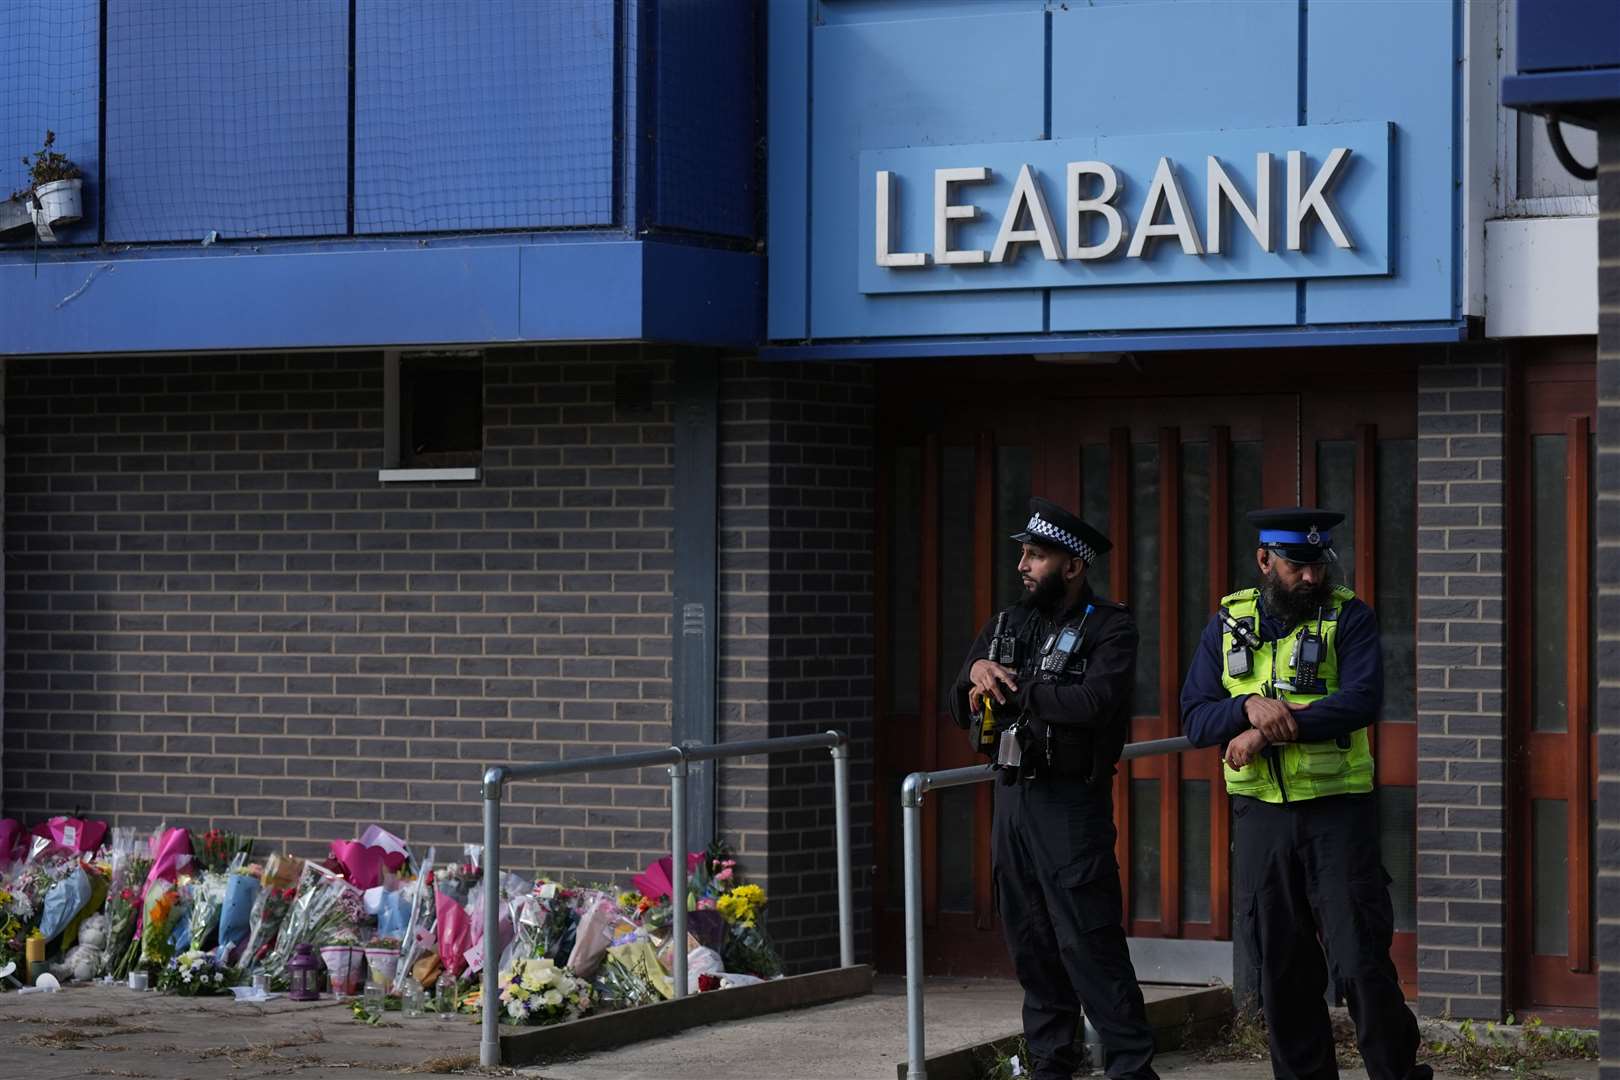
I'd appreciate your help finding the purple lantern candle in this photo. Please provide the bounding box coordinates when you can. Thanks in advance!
[288,942,322,1002]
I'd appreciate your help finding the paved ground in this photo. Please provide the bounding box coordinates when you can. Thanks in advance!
[0,977,1599,1080]
[0,983,484,1079]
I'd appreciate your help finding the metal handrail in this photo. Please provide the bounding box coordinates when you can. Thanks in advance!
[478,730,853,1066]
[900,735,1194,1080]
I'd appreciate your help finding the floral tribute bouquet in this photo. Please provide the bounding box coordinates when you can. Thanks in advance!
[0,881,31,976]
[432,851,482,978]
[237,855,299,975]
[517,880,580,962]
[157,949,232,996]
[717,882,779,979]
[195,830,249,875]
[258,861,362,987]
[189,867,231,953]
[390,849,439,996]
[140,880,182,969]
[103,828,152,978]
[497,956,593,1026]
[683,841,781,979]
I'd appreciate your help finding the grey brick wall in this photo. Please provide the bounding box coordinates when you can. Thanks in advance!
[717,359,876,970]
[1,347,681,882]
[1596,115,1620,1077]
[1414,348,1509,1020]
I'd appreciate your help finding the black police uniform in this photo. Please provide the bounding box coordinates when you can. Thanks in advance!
[949,499,1158,1080]
[1179,508,1431,1080]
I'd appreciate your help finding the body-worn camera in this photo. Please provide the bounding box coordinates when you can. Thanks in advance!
[988,611,1019,667]
[1220,609,1260,679]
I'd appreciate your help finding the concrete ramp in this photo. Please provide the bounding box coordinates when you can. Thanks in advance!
[521,977,1231,1080]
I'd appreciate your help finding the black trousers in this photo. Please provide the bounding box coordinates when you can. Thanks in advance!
[1232,792,1432,1080]
[993,776,1158,1080]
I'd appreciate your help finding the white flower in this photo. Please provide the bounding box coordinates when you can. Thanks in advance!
[542,989,562,1008]
[506,1000,525,1020]
[180,970,192,983]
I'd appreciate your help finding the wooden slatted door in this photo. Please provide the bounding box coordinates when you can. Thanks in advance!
[1511,358,1597,1018]
[1300,387,1422,997]
[872,379,1421,991]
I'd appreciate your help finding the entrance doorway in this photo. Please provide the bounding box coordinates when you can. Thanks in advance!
[872,355,1419,996]
[1509,348,1597,1020]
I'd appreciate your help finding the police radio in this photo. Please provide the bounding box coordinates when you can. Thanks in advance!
[1038,605,1093,678]
[1219,608,1261,679]
[1284,611,1328,694]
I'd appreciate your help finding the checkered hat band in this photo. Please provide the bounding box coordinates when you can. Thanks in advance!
[1025,515,1097,563]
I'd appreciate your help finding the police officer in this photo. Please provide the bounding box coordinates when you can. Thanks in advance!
[1180,508,1431,1080]
[949,498,1158,1080]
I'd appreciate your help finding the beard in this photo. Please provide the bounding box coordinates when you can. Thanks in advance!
[1261,563,1335,626]
[1020,566,1068,615]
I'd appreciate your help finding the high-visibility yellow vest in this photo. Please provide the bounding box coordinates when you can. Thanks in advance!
[1218,586,1374,803]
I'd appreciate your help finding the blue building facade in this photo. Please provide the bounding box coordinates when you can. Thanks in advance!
[1,0,1609,1027]
[766,0,1464,357]
[3,0,760,353]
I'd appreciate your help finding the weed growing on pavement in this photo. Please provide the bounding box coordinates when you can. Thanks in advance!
[980,1035,1032,1079]
[1424,1015,1597,1080]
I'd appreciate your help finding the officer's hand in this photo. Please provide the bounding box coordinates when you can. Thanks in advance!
[1244,694,1298,743]
[1225,728,1269,769]
[969,660,1019,707]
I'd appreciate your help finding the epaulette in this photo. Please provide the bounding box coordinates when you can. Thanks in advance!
[1092,596,1130,611]
[1219,587,1260,607]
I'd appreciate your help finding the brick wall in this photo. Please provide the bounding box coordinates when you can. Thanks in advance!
[717,358,876,970]
[1,347,682,881]
[1414,348,1509,1020]
[1596,115,1620,1076]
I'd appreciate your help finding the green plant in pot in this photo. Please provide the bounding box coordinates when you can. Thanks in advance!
[11,130,84,233]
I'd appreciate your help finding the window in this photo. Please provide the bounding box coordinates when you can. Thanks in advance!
[381,349,482,481]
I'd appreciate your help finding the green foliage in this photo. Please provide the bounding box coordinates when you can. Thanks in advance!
[1426,1015,1598,1080]
[15,130,81,199]
[978,1035,1031,1080]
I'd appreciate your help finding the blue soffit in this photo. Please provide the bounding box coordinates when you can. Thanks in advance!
[758,322,1468,362]
[0,238,761,356]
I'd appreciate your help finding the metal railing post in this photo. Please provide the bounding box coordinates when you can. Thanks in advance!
[898,737,1192,1080]
[670,749,689,999]
[480,766,506,1068]
[829,731,854,968]
[901,773,928,1080]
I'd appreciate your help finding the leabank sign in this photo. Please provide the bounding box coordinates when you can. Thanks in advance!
[858,122,1393,295]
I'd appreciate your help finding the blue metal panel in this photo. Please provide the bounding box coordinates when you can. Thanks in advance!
[0,239,758,354]
[808,10,1045,339]
[817,0,1046,26]
[0,0,99,246]
[104,1,348,243]
[354,0,616,234]
[1047,0,1299,333]
[1517,0,1620,74]
[1503,70,1620,115]
[759,321,1468,362]
[766,0,812,340]
[641,243,762,346]
[1304,0,1456,325]
[0,247,522,354]
[518,243,641,341]
[858,125,1392,294]
[655,0,757,239]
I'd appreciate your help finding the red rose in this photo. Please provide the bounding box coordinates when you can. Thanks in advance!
[697,974,720,992]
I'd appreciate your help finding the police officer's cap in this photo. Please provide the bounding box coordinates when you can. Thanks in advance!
[1011,497,1112,564]
[1247,506,1343,565]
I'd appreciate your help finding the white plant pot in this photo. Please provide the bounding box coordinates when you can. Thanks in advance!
[32,178,82,227]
